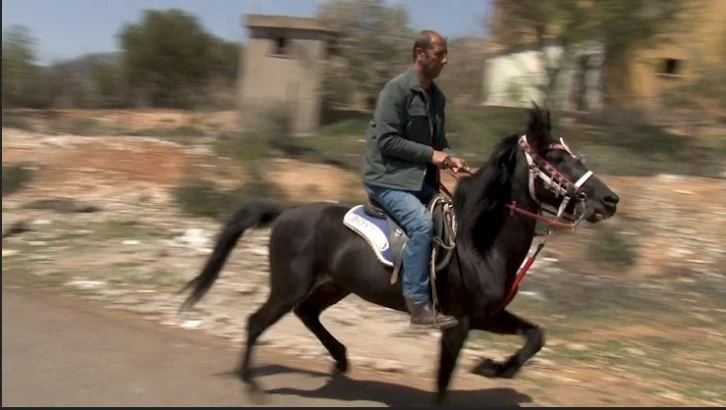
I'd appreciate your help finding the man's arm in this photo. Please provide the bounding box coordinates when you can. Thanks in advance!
[375,85,434,164]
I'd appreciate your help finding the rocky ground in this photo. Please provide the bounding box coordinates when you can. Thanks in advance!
[3,126,726,406]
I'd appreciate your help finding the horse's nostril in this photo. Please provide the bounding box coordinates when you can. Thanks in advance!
[605,194,620,205]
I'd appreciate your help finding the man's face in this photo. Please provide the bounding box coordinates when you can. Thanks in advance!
[417,38,448,79]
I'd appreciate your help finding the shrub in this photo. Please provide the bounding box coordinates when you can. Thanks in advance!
[2,163,35,197]
[172,168,288,220]
[588,224,638,270]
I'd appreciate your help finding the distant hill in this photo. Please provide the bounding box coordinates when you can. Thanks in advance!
[43,52,122,77]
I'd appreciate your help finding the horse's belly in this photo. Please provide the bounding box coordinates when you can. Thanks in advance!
[326,241,408,313]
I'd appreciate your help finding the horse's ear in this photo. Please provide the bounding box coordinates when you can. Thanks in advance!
[530,100,540,113]
[543,109,552,130]
[528,101,540,125]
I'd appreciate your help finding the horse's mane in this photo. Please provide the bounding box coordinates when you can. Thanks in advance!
[453,105,552,248]
[451,105,551,296]
[453,133,519,250]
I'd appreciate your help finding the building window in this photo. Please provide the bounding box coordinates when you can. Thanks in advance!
[658,58,682,77]
[271,37,290,57]
[326,36,340,57]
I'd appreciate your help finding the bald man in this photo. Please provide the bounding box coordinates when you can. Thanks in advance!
[362,30,469,330]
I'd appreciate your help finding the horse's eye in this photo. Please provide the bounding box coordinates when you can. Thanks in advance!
[546,150,565,162]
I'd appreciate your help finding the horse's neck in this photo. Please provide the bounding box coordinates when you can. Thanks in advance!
[446,186,538,316]
[451,183,539,273]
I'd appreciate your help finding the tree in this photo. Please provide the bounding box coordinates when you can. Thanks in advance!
[117,8,239,108]
[435,37,487,105]
[89,58,128,108]
[2,25,40,107]
[209,39,241,82]
[488,0,690,109]
[316,0,416,109]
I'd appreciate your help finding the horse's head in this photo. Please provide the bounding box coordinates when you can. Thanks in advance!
[519,103,619,224]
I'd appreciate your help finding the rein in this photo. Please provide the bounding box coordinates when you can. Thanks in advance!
[438,170,579,232]
[436,135,592,316]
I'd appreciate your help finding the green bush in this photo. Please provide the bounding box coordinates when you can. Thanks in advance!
[213,130,271,161]
[2,114,33,130]
[171,169,288,220]
[126,125,203,143]
[2,163,35,197]
[213,104,293,162]
[588,224,638,269]
[53,119,102,136]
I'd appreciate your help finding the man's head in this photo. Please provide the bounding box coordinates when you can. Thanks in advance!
[412,30,448,81]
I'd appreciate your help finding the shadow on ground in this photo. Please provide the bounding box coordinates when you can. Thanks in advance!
[250,364,533,407]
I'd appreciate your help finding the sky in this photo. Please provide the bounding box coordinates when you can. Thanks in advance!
[2,0,492,65]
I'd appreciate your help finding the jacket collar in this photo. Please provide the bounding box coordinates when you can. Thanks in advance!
[404,65,440,96]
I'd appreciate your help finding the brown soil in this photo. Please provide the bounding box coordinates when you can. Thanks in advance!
[5,108,239,129]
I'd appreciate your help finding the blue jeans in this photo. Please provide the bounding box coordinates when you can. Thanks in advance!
[364,183,437,303]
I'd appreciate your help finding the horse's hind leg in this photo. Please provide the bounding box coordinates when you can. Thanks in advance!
[293,281,351,373]
[470,310,544,379]
[239,256,315,401]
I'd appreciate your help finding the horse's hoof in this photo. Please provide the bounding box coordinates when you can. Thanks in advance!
[435,391,447,406]
[334,359,349,374]
[245,383,268,405]
[472,358,519,379]
[472,358,504,378]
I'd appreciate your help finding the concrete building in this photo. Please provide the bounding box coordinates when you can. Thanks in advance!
[482,0,726,117]
[238,14,334,136]
[609,0,726,116]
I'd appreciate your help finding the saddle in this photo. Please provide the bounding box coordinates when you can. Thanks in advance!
[363,193,457,285]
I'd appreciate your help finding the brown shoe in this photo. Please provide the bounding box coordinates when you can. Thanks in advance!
[406,299,458,329]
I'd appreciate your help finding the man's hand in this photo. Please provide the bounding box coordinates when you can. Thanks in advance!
[449,157,470,173]
[431,150,451,169]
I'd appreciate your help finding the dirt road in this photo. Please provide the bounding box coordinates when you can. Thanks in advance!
[1,283,533,407]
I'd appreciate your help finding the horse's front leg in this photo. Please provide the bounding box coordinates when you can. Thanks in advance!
[436,316,470,406]
[469,309,544,379]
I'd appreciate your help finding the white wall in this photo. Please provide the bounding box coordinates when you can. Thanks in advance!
[482,42,604,112]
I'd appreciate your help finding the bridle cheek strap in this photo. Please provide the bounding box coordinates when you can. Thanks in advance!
[518,135,594,220]
[555,169,593,218]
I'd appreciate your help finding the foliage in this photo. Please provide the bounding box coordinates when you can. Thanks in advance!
[118,9,239,108]
[435,37,487,104]
[588,224,638,270]
[2,163,35,197]
[172,170,288,221]
[89,57,128,108]
[2,25,43,108]
[1,10,240,110]
[316,0,415,109]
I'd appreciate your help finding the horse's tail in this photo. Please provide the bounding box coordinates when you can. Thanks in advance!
[179,198,286,311]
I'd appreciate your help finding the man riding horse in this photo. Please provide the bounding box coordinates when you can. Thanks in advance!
[362,30,470,329]
[181,30,620,401]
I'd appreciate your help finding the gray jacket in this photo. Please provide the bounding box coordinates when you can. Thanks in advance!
[362,65,455,192]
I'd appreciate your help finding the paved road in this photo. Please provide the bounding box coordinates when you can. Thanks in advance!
[2,283,532,407]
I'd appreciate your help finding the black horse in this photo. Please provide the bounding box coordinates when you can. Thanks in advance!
[180,104,620,404]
